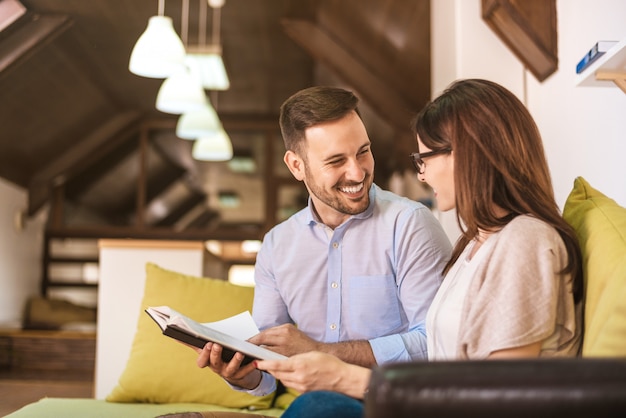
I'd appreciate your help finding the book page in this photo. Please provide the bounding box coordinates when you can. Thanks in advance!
[201,311,259,340]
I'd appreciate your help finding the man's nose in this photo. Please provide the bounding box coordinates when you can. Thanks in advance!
[345,158,366,181]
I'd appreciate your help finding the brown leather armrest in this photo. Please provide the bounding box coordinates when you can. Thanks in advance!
[365,358,626,418]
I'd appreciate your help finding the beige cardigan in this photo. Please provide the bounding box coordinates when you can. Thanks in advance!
[457,215,582,359]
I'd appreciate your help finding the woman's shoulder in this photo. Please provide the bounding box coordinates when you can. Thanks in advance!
[503,214,557,235]
[496,215,563,251]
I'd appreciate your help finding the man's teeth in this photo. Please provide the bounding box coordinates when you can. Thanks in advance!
[340,184,363,193]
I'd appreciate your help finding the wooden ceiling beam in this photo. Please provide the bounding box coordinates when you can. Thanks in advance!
[27,111,142,215]
[0,12,73,78]
[45,224,264,242]
[141,114,282,132]
[482,0,558,82]
[316,0,430,110]
[281,18,415,131]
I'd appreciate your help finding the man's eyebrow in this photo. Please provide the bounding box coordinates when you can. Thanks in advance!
[322,152,346,162]
[322,142,371,162]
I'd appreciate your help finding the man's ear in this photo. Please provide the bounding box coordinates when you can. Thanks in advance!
[284,150,305,181]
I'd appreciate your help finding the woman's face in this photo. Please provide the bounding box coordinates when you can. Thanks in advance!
[416,135,455,212]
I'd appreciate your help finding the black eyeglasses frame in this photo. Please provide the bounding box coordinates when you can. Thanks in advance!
[409,148,452,174]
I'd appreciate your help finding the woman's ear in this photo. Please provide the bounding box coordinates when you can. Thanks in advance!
[284,150,305,181]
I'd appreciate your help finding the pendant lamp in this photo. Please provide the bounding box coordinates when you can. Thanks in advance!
[176,102,221,139]
[128,0,185,78]
[156,66,208,114]
[192,129,233,161]
[184,0,230,90]
[186,46,230,90]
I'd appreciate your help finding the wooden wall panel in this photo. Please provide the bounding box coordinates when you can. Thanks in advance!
[482,0,558,82]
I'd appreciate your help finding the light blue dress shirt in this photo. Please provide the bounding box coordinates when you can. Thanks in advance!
[240,184,452,396]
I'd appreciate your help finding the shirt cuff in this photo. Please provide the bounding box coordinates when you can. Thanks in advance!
[369,323,428,364]
[224,371,276,397]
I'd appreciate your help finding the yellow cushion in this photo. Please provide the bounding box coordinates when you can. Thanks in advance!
[563,177,626,356]
[273,387,300,410]
[106,263,274,408]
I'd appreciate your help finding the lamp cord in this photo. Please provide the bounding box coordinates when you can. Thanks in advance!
[181,0,189,46]
[212,4,221,46]
[199,0,207,46]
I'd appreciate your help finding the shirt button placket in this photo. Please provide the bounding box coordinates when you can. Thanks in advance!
[326,239,342,342]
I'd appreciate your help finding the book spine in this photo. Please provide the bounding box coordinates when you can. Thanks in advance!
[576,41,618,74]
[576,44,601,74]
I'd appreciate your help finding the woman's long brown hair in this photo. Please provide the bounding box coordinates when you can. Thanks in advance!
[413,79,583,302]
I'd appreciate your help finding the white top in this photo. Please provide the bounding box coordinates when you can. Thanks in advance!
[426,240,489,360]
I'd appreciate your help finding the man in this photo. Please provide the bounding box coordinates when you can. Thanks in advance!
[196,86,452,396]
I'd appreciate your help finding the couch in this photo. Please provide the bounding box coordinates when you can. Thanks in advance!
[8,177,626,417]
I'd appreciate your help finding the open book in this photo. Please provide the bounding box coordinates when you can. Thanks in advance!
[145,306,287,365]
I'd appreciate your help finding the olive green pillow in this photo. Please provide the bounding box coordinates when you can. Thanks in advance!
[562,177,626,356]
[106,263,274,408]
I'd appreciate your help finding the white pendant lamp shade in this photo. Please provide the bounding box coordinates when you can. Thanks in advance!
[176,103,221,139]
[192,129,233,161]
[186,47,230,90]
[129,16,186,78]
[156,68,208,114]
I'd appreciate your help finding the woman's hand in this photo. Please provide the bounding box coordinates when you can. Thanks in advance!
[256,351,371,399]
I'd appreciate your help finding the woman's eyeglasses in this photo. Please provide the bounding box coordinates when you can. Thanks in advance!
[409,148,452,174]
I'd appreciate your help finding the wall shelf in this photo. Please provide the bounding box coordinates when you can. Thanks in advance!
[576,38,626,93]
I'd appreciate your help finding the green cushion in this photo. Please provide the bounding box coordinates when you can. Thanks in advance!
[106,263,275,408]
[6,398,283,418]
[563,177,626,356]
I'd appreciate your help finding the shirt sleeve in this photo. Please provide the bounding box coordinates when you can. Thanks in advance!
[252,230,293,330]
[369,207,452,364]
[369,321,428,362]
[223,371,277,397]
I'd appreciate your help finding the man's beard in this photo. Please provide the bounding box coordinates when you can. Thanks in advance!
[303,164,372,216]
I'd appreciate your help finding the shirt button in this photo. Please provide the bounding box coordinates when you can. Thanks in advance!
[332,242,339,249]
[330,323,337,330]
[331,282,338,289]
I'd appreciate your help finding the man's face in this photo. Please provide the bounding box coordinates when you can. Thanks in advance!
[287,111,375,228]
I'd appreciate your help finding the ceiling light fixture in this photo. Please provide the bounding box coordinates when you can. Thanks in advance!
[156,66,208,114]
[176,102,221,139]
[128,0,185,78]
[155,0,208,114]
[185,0,230,90]
[186,45,230,90]
[192,128,233,161]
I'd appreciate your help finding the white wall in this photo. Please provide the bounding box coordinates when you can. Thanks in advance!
[531,0,626,208]
[432,0,626,240]
[0,178,45,327]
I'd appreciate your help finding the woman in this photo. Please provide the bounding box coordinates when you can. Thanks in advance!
[255,79,583,417]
